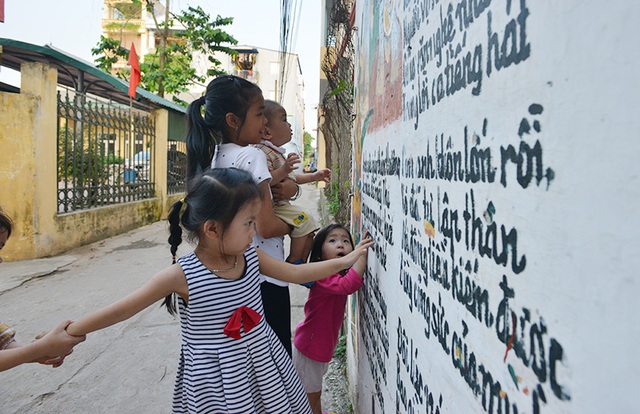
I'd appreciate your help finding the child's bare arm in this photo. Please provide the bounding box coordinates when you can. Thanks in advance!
[294,168,331,185]
[66,265,186,336]
[350,238,371,277]
[271,178,299,203]
[256,181,292,238]
[0,321,85,372]
[270,170,287,185]
[256,237,374,284]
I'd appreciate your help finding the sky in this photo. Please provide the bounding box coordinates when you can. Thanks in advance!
[0,0,321,133]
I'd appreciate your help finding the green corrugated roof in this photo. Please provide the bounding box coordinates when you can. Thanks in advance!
[0,37,186,114]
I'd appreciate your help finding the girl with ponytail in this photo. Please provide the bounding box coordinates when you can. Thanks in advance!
[185,75,300,356]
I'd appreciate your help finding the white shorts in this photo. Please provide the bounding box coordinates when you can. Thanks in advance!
[292,346,329,393]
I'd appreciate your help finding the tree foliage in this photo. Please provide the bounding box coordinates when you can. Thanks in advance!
[92,1,238,104]
[92,36,131,77]
[175,7,237,79]
[303,131,314,162]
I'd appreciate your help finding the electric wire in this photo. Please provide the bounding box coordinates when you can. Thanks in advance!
[279,0,302,103]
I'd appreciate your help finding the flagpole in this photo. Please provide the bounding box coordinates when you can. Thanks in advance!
[129,95,134,168]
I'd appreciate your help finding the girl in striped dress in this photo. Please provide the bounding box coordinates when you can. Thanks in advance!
[65,168,373,413]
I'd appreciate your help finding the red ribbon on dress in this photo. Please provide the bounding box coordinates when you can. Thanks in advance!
[223,306,262,340]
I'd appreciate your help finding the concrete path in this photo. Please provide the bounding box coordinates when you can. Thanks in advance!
[0,183,340,413]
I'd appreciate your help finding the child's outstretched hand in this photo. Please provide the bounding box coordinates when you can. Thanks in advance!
[33,320,86,368]
[339,236,374,269]
[284,153,301,173]
[313,168,331,183]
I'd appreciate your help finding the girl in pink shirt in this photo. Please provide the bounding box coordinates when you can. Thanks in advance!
[293,224,371,414]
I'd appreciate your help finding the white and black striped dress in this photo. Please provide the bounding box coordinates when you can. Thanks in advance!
[172,248,311,414]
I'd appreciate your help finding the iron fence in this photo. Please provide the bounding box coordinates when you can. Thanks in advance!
[57,89,156,213]
[167,140,187,194]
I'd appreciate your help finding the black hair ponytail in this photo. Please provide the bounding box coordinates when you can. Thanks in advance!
[185,97,217,184]
[185,76,263,184]
[163,199,185,316]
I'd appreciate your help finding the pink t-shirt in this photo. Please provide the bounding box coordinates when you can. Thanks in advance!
[293,268,363,363]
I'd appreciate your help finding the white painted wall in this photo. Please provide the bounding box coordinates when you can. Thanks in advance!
[348,1,640,413]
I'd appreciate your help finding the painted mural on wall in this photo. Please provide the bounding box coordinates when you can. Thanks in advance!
[350,1,639,413]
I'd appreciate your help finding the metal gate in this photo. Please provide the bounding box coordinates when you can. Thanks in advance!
[57,89,156,213]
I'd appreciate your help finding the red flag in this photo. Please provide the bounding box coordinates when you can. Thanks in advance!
[128,43,141,98]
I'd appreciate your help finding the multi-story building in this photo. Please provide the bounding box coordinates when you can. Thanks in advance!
[101,0,179,72]
[101,1,306,153]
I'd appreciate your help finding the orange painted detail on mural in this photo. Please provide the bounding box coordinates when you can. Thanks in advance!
[423,219,436,238]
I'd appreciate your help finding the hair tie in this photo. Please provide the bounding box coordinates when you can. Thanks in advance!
[180,198,186,205]
[198,96,206,106]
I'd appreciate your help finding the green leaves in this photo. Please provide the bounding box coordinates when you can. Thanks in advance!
[303,131,314,161]
[328,79,352,98]
[139,52,196,94]
[92,35,130,76]
[92,2,238,104]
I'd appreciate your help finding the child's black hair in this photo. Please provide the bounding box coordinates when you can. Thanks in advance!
[0,209,12,238]
[263,99,283,123]
[185,75,263,183]
[309,224,354,263]
[163,168,262,315]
